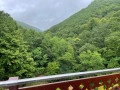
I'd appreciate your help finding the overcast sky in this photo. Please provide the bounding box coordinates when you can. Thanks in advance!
[0,0,94,30]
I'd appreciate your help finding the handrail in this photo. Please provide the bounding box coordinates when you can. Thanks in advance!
[0,68,120,87]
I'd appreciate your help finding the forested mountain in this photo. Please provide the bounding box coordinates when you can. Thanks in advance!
[48,0,120,37]
[46,0,120,72]
[17,21,42,32]
[0,0,120,81]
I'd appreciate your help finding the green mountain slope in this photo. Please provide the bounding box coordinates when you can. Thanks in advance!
[45,0,120,71]
[47,0,120,37]
[17,21,42,32]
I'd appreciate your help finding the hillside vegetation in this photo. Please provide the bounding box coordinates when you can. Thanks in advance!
[0,0,120,81]
[17,21,42,32]
[46,0,120,73]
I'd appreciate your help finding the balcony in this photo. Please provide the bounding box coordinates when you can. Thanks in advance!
[0,68,120,90]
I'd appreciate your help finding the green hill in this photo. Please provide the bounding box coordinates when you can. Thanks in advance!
[47,0,120,37]
[45,0,120,71]
[17,21,42,32]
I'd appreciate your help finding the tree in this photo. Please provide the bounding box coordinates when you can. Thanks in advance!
[58,52,76,73]
[0,11,36,80]
[107,57,120,68]
[45,62,59,75]
[32,47,47,75]
[78,50,105,71]
[104,31,120,60]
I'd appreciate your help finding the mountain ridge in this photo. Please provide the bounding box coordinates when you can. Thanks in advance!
[17,21,42,32]
[47,0,120,37]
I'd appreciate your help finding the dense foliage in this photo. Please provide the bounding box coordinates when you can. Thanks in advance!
[0,11,36,80]
[0,0,120,81]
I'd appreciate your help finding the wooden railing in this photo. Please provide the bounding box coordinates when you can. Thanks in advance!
[1,68,120,90]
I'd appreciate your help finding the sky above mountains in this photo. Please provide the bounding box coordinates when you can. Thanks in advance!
[0,0,94,30]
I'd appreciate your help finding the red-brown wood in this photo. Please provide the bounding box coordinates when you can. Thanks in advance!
[19,73,120,90]
[112,86,120,90]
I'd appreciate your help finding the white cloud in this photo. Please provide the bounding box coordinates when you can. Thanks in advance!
[0,0,94,30]
[0,0,5,10]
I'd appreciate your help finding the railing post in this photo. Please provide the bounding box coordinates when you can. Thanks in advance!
[9,77,19,90]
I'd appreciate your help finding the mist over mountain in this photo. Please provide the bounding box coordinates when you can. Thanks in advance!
[0,0,94,30]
